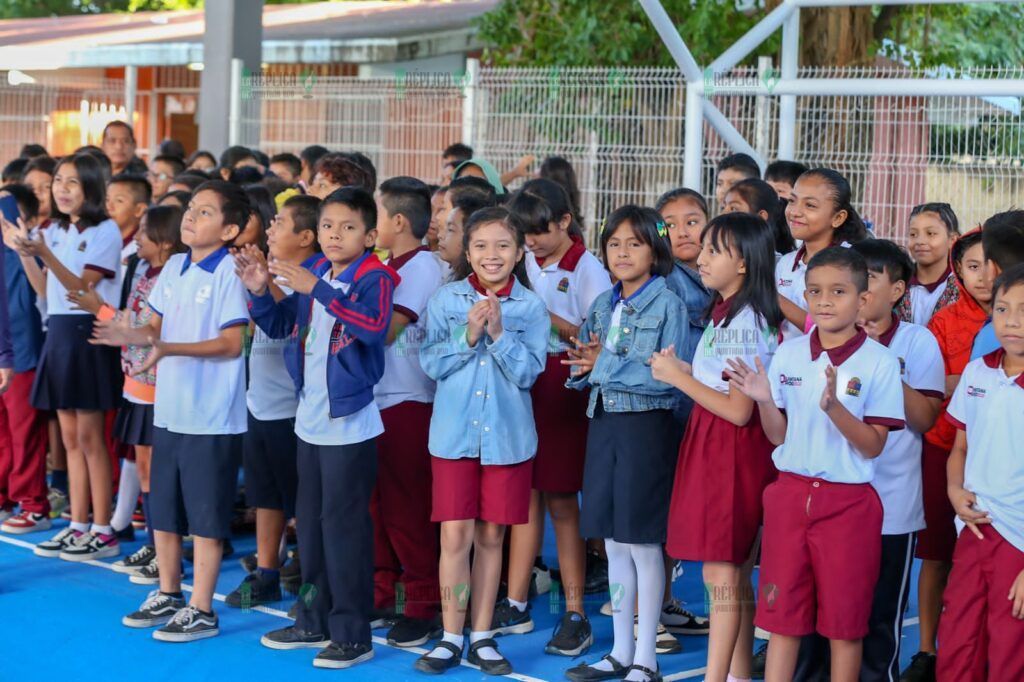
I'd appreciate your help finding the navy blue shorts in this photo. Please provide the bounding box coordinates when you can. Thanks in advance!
[580,406,682,544]
[243,411,297,517]
[150,427,242,540]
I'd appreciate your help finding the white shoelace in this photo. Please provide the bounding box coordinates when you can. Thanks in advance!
[141,590,172,611]
[168,605,198,626]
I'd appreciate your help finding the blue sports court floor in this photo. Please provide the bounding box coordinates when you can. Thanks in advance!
[0,520,922,681]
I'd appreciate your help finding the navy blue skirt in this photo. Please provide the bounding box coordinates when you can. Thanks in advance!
[31,314,122,411]
[579,406,683,544]
[114,399,155,446]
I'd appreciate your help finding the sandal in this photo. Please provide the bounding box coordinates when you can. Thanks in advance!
[414,640,462,675]
[565,654,630,681]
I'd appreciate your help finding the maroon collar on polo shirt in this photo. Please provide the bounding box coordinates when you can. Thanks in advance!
[535,235,587,272]
[809,326,868,366]
[468,272,514,298]
[875,313,901,348]
[909,264,952,293]
[387,245,429,271]
[982,349,1024,389]
[790,244,808,272]
[121,226,138,248]
[710,295,734,325]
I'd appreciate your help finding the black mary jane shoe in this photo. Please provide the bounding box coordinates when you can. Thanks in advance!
[625,663,662,682]
[414,640,463,675]
[565,654,630,682]
[467,637,512,676]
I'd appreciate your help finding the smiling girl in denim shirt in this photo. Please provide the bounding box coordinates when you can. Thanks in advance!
[416,206,548,676]
[564,206,687,682]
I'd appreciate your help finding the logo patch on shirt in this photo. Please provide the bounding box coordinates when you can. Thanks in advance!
[966,385,987,398]
[557,276,570,293]
[778,278,793,287]
[195,284,212,304]
[898,357,906,374]
[779,374,802,387]
[77,241,87,252]
[846,377,862,397]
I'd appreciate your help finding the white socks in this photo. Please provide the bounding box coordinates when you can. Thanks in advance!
[92,524,113,536]
[627,543,665,681]
[426,631,464,660]
[70,521,89,533]
[469,631,503,661]
[599,539,637,671]
[111,460,140,532]
[507,598,528,612]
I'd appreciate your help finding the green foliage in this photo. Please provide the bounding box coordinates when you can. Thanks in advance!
[475,0,778,68]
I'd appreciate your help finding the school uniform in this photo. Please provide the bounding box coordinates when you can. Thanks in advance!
[250,250,397,646]
[420,274,549,526]
[901,265,958,327]
[756,328,905,641]
[794,317,944,681]
[569,276,687,544]
[242,255,322,519]
[108,261,162,447]
[371,247,444,619]
[146,248,249,540]
[664,260,712,423]
[937,350,1024,682]
[31,221,123,411]
[0,242,48,516]
[525,237,610,493]
[666,299,778,565]
[775,246,810,340]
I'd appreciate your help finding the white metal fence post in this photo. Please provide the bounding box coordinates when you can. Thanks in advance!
[124,65,137,135]
[462,57,479,148]
[228,57,243,147]
[684,86,703,189]
[778,6,800,160]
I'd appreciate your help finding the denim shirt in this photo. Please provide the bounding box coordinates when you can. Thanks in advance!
[567,275,687,417]
[664,260,711,422]
[420,277,549,465]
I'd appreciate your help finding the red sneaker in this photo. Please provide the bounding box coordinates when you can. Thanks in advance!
[1,511,53,535]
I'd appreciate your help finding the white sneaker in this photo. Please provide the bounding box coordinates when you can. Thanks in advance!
[0,509,13,524]
[633,616,682,655]
[755,626,771,641]
[59,531,121,561]
[1,511,52,534]
[660,598,710,635]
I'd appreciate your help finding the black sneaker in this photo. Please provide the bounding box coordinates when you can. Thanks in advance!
[899,651,936,682]
[660,598,710,635]
[33,527,83,558]
[225,571,282,608]
[313,641,374,669]
[113,544,155,574]
[489,598,534,636]
[59,532,120,561]
[183,540,233,563]
[584,550,609,595]
[288,600,298,619]
[751,642,768,679]
[114,524,135,542]
[544,611,593,656]
[260,625,329,650]
[153,604,219,642]
[130,557,160,585]
[281,554,302,593]
[414,640,463,674]
[467,637,512,676]
[239,552,257,574]
[122,590,186,628]
[386,615,441,647]
[369,607,397,629]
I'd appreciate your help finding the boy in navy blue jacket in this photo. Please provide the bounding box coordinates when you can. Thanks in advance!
[237,186,399,670]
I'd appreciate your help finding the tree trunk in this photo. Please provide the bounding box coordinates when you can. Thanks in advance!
[765,0,877,67]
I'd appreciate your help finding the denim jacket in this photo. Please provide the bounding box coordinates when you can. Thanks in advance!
[567,275,687,417]
[664,260,711,421]
[420,277,549,465]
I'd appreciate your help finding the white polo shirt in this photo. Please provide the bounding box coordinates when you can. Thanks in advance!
[769,328,906,483]
[871,318,945,535]
[693,300,777,394]
[295,269,384,446]
[525,239,611,353]
[907,266,953,326]
[43,220,122,316]
[375,247,444,411]
[148,248,250,435]
[247,282,299,422]
[775,242,851,340]
[946,351,1024,553]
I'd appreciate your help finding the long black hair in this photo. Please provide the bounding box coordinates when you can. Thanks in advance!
[700,212,783,329]
[538,156,583,225]
[798,168,868,244]
[52,153,108,230]
[599,205,674,278]
[725,177,796,254]
[243,183,275,253]
[142,204,186,256]
[508,178,583,238]
[461,206,531,290]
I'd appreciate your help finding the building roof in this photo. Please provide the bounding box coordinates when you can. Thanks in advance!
[0,0,498,69]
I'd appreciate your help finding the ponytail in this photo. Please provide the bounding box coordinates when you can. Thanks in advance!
[801,167,867,244]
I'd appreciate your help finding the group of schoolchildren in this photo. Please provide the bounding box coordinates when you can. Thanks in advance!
[0,128,1022,682]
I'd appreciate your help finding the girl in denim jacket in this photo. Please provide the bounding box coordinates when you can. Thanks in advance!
[564,206,687,682]
[416,206,548,676]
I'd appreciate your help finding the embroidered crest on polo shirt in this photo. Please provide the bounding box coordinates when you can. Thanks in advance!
[77,241,87,252]
[778,277,793,287]
[195,284,212,304]
[780,374,802,387]
[846,377,862,397]
[966,385,987,398]
[557,276,570,293]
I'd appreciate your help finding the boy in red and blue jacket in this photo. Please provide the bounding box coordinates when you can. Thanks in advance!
[238,186,399,670]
